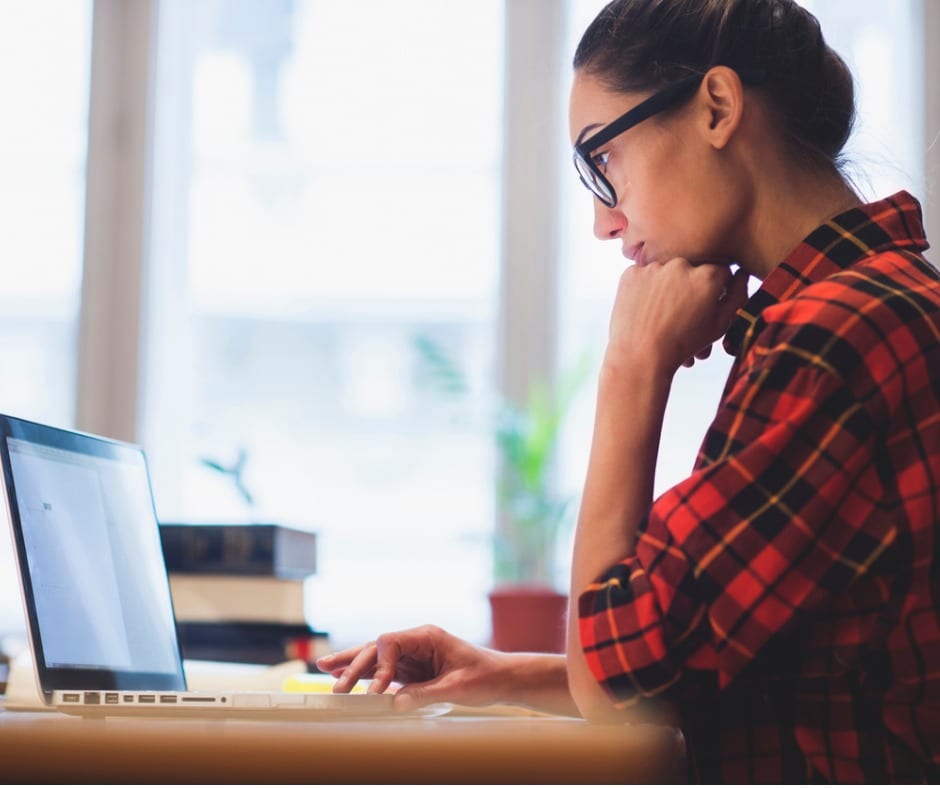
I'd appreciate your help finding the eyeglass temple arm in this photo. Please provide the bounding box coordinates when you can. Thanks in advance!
[574,66,768,155]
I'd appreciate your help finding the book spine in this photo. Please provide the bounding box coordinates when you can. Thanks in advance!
[159,524,316,578]
[176,622,330,666]
[178,638,330,666]
[284,637,332,664]
[167,575,308,624]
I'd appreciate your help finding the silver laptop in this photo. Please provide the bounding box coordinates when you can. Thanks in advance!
[0,413,392,720]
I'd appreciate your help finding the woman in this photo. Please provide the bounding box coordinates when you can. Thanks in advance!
[318,0,940,781]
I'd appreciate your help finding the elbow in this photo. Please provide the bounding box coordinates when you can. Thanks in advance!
[566,633,679,725]
[569,668,680,726]
[566,637,635,724]
[568,671,627,723]
[566,599,649,723]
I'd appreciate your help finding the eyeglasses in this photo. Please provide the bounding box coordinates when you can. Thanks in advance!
[573,68,766,208]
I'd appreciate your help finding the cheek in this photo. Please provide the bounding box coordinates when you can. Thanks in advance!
[620,127,681,187]
[634,137,740,257]
[624,137,698,229]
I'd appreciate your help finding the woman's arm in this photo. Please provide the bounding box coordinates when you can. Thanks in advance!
[566,355,672,721]
[567,260,748,721]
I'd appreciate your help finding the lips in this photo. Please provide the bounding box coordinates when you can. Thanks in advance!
[624,243,646,265]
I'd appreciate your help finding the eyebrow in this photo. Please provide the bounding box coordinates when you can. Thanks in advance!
[575,123,604,146]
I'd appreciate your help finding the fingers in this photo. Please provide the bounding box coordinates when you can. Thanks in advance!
[392,670,474,712]
[367,636,404,694]
[683,341,714,367]
[330,642,379,693]
[392,682,433,713]
[316,643,366,672]
[708,266,750,358]
[317,625,474,706]
[731,265,750,295]
[610,258,750,374]
[319,625,445,695]
[392,644,501,712]
[722,267,750,312]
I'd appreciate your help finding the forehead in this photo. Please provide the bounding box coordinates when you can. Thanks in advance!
[568,71,644,143]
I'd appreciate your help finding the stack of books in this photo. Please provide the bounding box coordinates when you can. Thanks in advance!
[159,523,329,667]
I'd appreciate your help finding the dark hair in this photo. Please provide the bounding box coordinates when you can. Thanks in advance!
[573,0,856,171]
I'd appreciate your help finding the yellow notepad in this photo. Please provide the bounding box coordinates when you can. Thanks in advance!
[282,673,374,694]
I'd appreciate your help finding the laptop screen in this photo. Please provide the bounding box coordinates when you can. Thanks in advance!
[0,415,185,694]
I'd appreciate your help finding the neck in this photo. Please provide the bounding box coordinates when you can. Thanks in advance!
[739,165,861,280]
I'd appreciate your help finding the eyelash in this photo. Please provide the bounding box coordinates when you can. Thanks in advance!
[592,151,610,171]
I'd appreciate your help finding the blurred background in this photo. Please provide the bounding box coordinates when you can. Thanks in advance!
[0,0,936,649]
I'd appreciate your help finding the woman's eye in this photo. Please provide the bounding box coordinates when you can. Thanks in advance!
[592,151,609,171]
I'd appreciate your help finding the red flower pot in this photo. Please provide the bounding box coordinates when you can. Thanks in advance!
[488,585,568,653]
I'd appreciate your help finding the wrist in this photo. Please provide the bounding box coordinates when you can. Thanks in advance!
[494,651,570,707]
[492,650,540,697]
[599,351,674,395]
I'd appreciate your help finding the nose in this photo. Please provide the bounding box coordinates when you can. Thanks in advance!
[592,198,627,241]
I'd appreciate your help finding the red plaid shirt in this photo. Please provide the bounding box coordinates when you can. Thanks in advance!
[578,192,940,783]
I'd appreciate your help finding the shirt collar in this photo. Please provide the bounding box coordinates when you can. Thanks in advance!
[724,190,930,356]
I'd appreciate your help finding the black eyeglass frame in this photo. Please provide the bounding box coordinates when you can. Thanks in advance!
[573,67,767,208]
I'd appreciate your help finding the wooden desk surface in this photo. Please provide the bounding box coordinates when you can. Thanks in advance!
[0,707,685,783]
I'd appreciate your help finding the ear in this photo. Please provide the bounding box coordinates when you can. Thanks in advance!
[698,66,744,150]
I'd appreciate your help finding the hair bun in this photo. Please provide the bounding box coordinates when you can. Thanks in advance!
[806,48,856,159]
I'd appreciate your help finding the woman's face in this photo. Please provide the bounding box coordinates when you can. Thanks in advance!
[568,70,750,268]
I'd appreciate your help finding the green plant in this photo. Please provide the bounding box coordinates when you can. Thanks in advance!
[200,448,255,511]
[493,370,584,587]
[414,335,590,589]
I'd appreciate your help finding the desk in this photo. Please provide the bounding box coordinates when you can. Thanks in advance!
[0,708,684,783]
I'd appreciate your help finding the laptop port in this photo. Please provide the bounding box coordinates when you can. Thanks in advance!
[63,693,80,702]
[124,695,134,702]
[160,695,178,703]
[83,692,100,704]
[138,694,155,703]
[181,696,216,703]
[105,693,119,704]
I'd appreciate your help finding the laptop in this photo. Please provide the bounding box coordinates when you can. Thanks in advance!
[0,413,395,720]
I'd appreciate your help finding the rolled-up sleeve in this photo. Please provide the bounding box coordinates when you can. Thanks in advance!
[579,306,899,706]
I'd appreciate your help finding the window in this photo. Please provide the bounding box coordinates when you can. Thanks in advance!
[0,0,932,650]
[0,1,92,427]
[0,0,92,635]
[143,0,503,646]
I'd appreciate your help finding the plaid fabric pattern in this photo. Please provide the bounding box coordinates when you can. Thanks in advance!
[578,192,940,783]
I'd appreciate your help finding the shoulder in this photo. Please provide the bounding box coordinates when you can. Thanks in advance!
[742,250,940,413]
[755,251,940,364]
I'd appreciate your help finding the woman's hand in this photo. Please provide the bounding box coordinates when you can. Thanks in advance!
[318,625,578,715]
[606,258,749,376]
[316,625,516,712]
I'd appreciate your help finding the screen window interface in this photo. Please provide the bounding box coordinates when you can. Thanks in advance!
[8,438,178,674]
